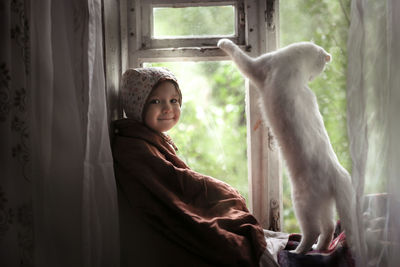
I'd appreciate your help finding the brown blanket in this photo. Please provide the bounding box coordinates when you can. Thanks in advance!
[112,119,267,266]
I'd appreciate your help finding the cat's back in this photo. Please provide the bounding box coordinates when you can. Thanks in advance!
[267,42,322,72]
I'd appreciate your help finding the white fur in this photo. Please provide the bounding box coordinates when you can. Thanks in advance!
[218,39,354,254]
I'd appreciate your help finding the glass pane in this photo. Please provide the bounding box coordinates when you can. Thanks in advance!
[280,1,350,233]
[153,6,235,38]
[143,61,248,202]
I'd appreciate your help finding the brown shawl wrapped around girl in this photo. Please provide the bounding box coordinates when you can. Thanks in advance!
[112,119,267,266]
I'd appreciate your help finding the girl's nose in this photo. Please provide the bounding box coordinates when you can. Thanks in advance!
[162,103,172,113]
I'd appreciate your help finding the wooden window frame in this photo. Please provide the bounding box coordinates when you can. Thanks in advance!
[103,0,282,231]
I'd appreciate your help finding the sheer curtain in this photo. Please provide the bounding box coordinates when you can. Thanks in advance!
[347,0,400,266]
[0,0,119,266]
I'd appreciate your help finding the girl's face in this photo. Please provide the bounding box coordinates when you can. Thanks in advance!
[143,81,181,132]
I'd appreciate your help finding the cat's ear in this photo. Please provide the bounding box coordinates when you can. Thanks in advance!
[325,53,332,62]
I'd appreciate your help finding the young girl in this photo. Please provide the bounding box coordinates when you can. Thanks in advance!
[112,67,277,267]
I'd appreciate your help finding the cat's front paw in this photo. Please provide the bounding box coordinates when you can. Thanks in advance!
[217,38,235,51]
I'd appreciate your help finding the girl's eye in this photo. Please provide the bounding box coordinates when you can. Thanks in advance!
[170,98,178,104]
[149,99,160,104]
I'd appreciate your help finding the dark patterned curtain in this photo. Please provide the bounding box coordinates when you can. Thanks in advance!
[0,1,119,266]
[0,0,33,266]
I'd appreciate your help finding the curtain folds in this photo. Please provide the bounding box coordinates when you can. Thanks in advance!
[347,0,400,266]
[0,0,119,266]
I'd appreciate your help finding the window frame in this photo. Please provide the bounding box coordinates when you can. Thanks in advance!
[129,0,246,64]
[103,0,282,231]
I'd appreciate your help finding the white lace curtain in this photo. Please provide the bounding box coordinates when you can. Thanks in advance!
[347,0,400,266]
[0,0,119,266]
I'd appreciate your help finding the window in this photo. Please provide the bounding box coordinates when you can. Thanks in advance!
[153,5,236,38]
[104,0,282,230]
[137,0,245,49]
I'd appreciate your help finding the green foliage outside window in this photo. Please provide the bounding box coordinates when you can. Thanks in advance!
[145,61,248,200]
[280,0,351,233]
[153,6,235,37]
[148,5,248,200]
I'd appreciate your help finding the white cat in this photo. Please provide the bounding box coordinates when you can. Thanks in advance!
[217,39,354,254]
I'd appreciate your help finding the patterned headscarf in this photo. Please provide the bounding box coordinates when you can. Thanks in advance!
[121,67,182,122]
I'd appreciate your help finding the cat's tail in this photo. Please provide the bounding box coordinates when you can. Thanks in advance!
[334,170,365,259]
[217,39,263,87]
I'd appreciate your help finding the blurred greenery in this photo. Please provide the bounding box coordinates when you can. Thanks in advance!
[280,0,351,233]
[144,61,248,200]
[148,1,351,234]
[153,6,235,37]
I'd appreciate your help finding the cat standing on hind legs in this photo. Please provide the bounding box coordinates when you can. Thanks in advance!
[217,38,356,254]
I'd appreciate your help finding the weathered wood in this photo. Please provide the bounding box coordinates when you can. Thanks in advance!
[245,0,282,230]
[103,0,123,122]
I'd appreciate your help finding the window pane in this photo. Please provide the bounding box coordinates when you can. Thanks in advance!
[280,1,350,233]
[144,61,248,201]
[153,6,235,38]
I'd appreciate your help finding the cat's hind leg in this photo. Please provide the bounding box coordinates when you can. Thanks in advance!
[292,199,320,254]
[315,200,335,251]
